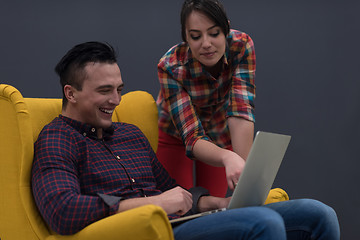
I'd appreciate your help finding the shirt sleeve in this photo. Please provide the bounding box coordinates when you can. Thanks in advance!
[158,65,211,158]
[31,127,120,235]
[227,34,256,122]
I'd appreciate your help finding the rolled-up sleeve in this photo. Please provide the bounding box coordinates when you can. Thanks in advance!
[227,34,256,122]
[158,66,210,158]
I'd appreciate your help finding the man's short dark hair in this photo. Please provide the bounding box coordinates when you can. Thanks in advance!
[55,41,117,107]
[180,0,230,42]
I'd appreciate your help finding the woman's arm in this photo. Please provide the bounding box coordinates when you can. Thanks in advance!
[191,118,253,190]
[192,138,245,190]
[228,117,254,160]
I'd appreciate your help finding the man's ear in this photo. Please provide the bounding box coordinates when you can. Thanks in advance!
[64,85,77,103]
[227,20,231,37]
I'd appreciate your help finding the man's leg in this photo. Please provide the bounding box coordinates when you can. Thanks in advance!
[265,199,340,240]
[173,207,286,240]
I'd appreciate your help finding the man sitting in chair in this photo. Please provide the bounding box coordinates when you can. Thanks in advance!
[31,41,340,239]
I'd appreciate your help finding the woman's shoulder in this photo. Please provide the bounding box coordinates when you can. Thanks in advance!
[158,42,189,69]
[228,29,253,42]
[227,29,255,53]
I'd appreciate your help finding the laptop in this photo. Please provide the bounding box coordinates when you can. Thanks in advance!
[170,131,291,226]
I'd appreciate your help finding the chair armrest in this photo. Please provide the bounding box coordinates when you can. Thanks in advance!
[47,205,174,240]
[265,188,289,205]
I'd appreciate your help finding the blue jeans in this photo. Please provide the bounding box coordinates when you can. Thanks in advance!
[173,199,340,240]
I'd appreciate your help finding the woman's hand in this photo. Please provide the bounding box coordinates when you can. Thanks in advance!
[222,150,246,190]
[193,139,246,190]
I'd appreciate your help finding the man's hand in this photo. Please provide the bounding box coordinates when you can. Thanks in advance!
[153,186,193,215]
[117,186,192,215]
[198,195,231,212]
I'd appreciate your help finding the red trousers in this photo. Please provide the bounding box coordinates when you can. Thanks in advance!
[156,129,228,197]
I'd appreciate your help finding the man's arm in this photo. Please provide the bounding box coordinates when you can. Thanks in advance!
[117,186,229,216]
[117,186,193,216]
[32,127,119,235]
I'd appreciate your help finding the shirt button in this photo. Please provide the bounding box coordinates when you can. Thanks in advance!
[131,178,135,183]
[91,128,96,132]
[116,156,120,160]
[83,133,87,136]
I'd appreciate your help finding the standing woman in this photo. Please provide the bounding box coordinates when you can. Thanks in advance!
[156,0,255,197]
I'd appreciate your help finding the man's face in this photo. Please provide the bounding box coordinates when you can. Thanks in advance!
[69,62,123,129]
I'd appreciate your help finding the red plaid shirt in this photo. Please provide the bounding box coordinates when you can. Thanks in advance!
[157,29,256,158]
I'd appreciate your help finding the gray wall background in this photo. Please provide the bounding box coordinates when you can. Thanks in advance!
[1,1,359,238]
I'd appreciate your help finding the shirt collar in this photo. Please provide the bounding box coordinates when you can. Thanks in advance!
[59,115,114,140]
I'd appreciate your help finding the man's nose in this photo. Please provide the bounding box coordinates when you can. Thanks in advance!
[109,91,121,105]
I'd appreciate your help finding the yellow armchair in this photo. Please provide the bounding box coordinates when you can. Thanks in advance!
[0,84,288,240]
[0,84,174,240]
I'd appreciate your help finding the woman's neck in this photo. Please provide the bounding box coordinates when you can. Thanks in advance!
[204,59,223,79]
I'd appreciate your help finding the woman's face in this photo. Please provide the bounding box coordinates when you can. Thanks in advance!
[185,10,226,69]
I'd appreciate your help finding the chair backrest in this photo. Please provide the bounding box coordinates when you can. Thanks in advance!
[0,84,158,239]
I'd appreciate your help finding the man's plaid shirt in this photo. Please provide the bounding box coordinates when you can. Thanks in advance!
[32,115,177,234]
